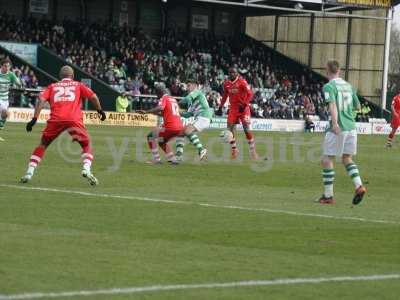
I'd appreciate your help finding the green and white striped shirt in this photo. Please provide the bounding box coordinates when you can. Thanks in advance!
[180,89,213,119]
[323,77,360,132]
[0,71,20,102]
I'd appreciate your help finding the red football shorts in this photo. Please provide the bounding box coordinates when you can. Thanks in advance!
[41,121,90,145]
[227,106,251,127]
[157,126,182,144]
[391,117,400,129]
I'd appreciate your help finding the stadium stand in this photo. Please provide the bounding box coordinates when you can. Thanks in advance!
[0,12,372,120]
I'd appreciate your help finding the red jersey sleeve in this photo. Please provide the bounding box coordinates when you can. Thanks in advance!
[39,85,52,102]
[79,83,95,99]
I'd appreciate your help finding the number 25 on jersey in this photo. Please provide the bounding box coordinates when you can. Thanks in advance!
[54,86,76,102]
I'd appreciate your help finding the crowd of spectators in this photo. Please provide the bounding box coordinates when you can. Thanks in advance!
[1,13,332,119]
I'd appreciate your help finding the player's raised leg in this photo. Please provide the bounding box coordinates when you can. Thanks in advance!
[342,154,366,205]
[185,124,207,161]
[341,130,366,205]
[68,125,98,186]
[187,131,207,161]
[176,131,206,161]
[20,143,48,183]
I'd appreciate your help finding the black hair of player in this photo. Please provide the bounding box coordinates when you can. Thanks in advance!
[154,82,168,98]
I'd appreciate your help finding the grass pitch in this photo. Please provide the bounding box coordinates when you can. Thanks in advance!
[0,123,399,300]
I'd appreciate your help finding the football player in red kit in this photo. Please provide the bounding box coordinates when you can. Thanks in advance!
[138,83,183,164]
[216,68,258,160]
[21,66,106,185]
[386,94,400,148]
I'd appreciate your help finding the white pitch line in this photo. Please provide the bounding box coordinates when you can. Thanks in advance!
[0,274,399,300]
[0,184,189,205]
[1,184,399,225]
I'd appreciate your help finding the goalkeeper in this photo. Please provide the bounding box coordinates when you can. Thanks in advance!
[176,79,213,161]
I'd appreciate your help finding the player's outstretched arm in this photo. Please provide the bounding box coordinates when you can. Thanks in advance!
[26,99,46,132]
[179,95,191,106]
[137,106,163,115]
[88,94,106,121]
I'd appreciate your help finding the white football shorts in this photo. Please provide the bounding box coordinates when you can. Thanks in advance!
[322,130,357,157]
[191,116,211,132]
[0,100,9,112]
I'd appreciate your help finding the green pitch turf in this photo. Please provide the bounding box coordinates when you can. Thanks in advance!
[0,123,399,300]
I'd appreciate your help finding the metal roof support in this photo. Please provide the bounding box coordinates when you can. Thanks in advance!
[247,0,267,3]
[308,13,315,68]
[381,7,393,111]
[324,6,347,11]
[345,11,352,81]
[192,0,392,20]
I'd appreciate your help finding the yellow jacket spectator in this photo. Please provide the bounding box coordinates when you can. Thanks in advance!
[116,94,129,112]
[361,104,371,115]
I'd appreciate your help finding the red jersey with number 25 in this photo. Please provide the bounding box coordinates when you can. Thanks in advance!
[158,95,183,130]
[40,78,95,122]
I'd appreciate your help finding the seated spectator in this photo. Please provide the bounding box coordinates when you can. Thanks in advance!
[305,115,315,133]
[356,103,371,123]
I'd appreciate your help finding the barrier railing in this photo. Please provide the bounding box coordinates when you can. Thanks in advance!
[121,94,184,112]
[9,89,390,124]
[9,89,183,113]
[9,87,43,108]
